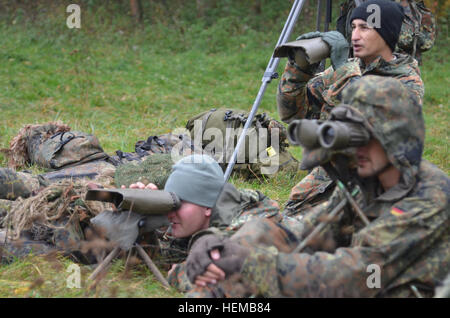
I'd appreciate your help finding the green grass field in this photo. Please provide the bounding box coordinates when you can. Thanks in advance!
[0,1,448,297]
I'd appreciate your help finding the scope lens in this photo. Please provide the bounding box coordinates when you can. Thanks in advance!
[287,49,295,62]
[287,120,301,146]
[322,126,335,146]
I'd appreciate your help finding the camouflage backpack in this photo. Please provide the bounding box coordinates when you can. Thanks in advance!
[186,108,299,179]
[30,130,108,170]
[336,0,436,63]
[8,122,108,170]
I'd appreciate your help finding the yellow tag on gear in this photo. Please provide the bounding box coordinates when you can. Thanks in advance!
[266,146,277,157]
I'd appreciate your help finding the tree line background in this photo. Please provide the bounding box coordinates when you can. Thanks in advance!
[1,0,448,27]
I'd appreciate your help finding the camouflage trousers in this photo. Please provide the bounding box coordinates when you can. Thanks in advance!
[185,218,300,298]
[0,168,42,200]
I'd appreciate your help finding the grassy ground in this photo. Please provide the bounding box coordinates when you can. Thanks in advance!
[0,1,448,297]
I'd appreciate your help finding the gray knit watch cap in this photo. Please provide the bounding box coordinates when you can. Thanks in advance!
[164,154,224,208]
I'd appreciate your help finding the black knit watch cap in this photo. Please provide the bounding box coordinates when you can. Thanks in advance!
[350,0,405,52]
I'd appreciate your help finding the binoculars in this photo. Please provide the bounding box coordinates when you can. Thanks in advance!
[287,119,370,150]
[274,37,330,69]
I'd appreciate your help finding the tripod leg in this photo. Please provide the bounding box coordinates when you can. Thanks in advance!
[135,243,170,289]
[88,246,121,281]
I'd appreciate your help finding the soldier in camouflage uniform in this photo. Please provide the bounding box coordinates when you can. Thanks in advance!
[122,154,280,292]
[0,178,111,265]
[0,126,194,263]
[185,76,449,298]
[278,0,425,216]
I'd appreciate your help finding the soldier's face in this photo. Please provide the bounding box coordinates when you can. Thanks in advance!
[167,202,211,238]
[356,138,390,178]
[351,19,391,64]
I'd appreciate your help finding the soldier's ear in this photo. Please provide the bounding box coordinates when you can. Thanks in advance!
[204,208,212,217]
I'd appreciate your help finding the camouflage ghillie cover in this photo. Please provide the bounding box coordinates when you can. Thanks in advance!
[114,153,175,189]
[1,180,112,264]
[187,76,449,298]
[0,199,13,224]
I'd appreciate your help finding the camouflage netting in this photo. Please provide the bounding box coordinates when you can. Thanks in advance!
[7,121,71,169]
[114,153,176,189]
[1,179,112,240]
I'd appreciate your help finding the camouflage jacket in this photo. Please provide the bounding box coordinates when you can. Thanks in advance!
[276,53,424,123]
[227,77,449,298]
[166,183,281,292]
[238,160,449,297]
[279,53,424,214]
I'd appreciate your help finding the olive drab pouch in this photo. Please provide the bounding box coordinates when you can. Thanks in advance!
[336,0,436,63]
[29,130,108,170]
[186,108,299,179]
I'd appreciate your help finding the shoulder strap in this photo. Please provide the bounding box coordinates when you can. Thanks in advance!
[409,1,423,58]
[201,108,217,136]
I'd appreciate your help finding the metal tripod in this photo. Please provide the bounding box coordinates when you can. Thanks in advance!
[88,243,170,289]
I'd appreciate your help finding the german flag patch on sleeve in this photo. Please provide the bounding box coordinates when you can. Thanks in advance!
[391,207,406,216]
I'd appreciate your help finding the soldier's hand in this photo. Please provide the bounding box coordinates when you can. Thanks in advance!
[121,182,158,190]
[320,31,349,70]
[296,31,322,41]
[186,234,248,285]
[296,31,349,71]
[194,249,225,287]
